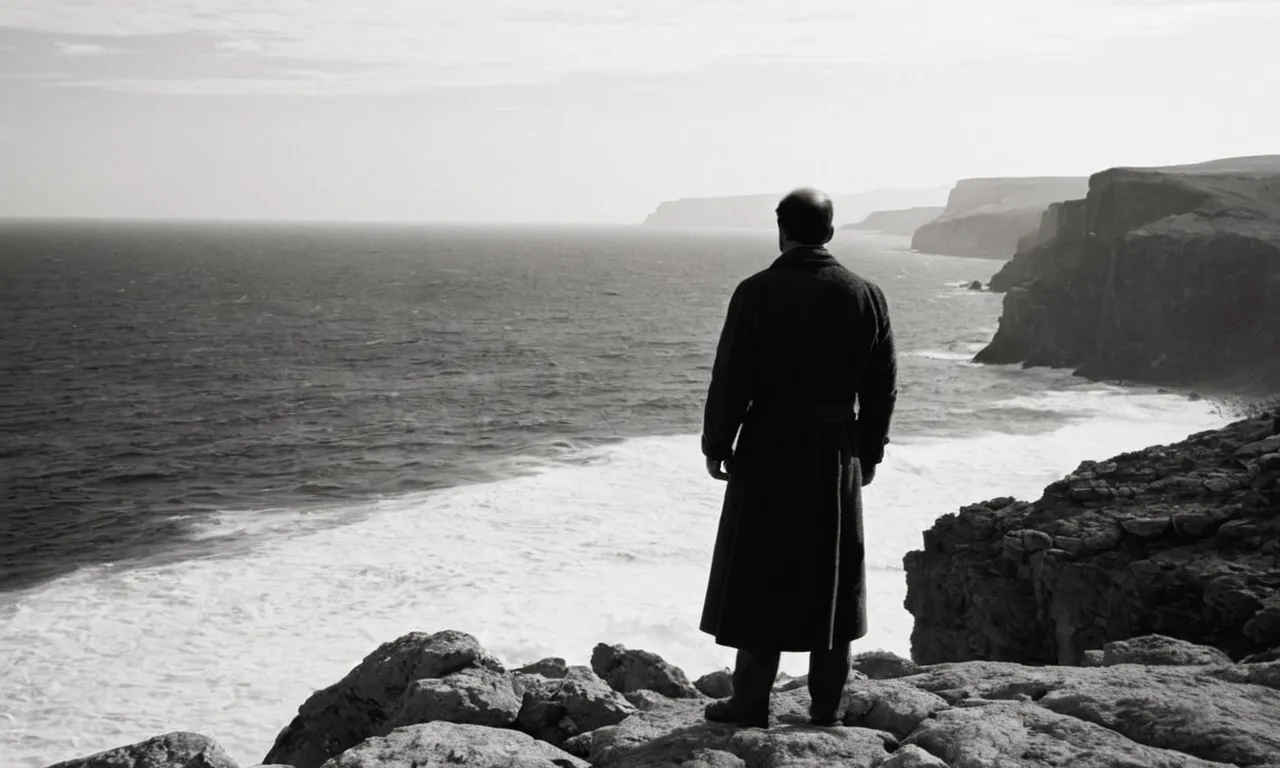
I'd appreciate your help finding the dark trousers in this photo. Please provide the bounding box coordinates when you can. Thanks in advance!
[731,642,851,718]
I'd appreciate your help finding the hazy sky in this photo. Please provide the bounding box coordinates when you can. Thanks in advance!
[1,0,1277,223]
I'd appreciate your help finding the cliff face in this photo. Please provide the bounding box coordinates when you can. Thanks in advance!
[976,156,1280,394]
[841,206,945,236]
[640,187,949,230]
[903,411,1280,667]
[910,177,1088,259]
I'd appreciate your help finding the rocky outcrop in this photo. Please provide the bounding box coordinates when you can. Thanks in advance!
[975,155,1280,393]
[909,177,1088,259]
[840,207,945,237]
[640,188,949,230]
[590,642,700,699]
[320,722,590,768]
[45,732,239,768]
[49,628,1280,768]
[903,410,1280,667]
[261,630,508,768]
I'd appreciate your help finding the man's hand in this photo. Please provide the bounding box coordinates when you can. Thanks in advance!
[860,462,876,487]
[706,456,731,481]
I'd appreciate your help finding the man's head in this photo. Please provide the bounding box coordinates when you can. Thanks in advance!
[775,187,835,251]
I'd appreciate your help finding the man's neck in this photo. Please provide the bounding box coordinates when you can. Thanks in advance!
[780,240,826,254]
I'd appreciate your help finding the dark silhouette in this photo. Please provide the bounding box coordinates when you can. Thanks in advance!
[698,187,899,727]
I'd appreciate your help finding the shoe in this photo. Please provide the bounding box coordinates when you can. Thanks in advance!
[704,698,769,728]
[808,713,841,727]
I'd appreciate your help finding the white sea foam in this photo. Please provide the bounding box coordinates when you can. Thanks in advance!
[906,349,977,362]
[0,390,1228,768]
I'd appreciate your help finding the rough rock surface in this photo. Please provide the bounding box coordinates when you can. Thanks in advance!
[263,630,506,768]
[49,631,1280,768]
[910,177,1088,259]
[904,412,1280,666]
[515,665,638,747]
[317,722,589,768]
[975,155,1280,393]
[694,668,734,698]
[385,665,521,731]
[903,701,1231,768]
[590,643,700,699]
[45,732,239,768]
[851,650,921,680]
[1101,633,1234,666]
[841,206,945,237]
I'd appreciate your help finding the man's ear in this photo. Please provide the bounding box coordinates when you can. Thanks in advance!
[822,224,835,244]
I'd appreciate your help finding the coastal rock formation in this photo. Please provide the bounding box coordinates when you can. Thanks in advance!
[590,642,700,699]
[45,732,239,768]
[840,207,945,237]
[262,630,507,768]
[976,155,1280,392]
[320,722,590,768]
[640,188,949,230]
[903,410,1280,667]
[51,627,1280,768]
[909,177,1088,259]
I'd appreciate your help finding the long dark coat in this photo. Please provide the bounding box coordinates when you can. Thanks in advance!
[698,245,898,653]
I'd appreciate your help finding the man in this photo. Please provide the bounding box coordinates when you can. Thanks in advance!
[698,187,898,728]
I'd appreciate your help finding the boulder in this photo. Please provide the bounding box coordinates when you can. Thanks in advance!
[850,650,921,680]
[1100,634,1233,666]
[316,722,588,768]
[45,732,238,768]
[514,665,637,747]
[516,658,570,679]
[590,642,700,699]
[384,666,521,731]
[840,681,949,738]
[262,630,505,768]
[694,668,734,698]
[876,744,948,767]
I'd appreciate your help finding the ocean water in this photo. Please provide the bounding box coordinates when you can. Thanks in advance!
[0,222,1227,767]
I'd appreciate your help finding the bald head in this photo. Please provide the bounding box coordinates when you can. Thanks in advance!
[775,187,834,246]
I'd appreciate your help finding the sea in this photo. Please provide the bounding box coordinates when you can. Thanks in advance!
[0,221,1230,767]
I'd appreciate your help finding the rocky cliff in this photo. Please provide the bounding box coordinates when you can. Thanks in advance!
[46,628,1280,768]
[841,206,945,236]
[910,177,1089,259]
[640,188,949,229]
[903,409,1280,669]
[976,156,1280,393]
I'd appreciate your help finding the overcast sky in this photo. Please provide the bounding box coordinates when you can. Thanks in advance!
[1,0,1276,223]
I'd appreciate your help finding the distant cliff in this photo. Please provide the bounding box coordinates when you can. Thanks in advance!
[910,177,1089,259]
[640,187,949,229]
[975,155,1280,394]
[840,206,945,236]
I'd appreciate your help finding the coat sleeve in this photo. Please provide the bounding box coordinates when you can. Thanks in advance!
[856,286,898,465]
[701,280,755,463]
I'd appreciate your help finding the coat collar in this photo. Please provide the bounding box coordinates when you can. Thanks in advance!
[770,245,837,269]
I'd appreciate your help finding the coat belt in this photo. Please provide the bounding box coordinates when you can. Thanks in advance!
[747,401,857,425]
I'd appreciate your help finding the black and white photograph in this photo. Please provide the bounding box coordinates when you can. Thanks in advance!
[2,2,1278,767]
